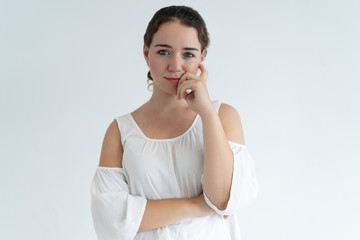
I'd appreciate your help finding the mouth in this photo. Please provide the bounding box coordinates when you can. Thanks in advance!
[165,77,180,84]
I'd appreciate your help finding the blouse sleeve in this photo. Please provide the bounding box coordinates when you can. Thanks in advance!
[91,166,147,240]
[202,141,259,216]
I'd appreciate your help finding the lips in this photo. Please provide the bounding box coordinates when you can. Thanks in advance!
[165,78,180,84]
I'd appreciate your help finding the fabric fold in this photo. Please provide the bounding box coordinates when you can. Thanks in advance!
[202,141,259,215]
[91,166,147,240]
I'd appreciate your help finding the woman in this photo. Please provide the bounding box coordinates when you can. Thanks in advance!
[91,5,259,240]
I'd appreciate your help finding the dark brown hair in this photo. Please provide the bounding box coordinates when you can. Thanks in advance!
[143,6,210,88]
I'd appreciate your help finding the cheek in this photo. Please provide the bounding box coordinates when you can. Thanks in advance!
[149,57,166,73]
[184,62,200,74]
[149,61,161,74]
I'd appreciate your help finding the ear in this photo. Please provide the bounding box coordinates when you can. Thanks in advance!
[201,49,207,62]
[143,45,150,66]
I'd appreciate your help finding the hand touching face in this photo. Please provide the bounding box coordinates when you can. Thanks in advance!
[176,63,214,115]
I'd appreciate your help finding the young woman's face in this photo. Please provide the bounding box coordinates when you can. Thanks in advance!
[144,21,204,95]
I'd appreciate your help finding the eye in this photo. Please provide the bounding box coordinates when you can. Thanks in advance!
[184,52,195,58]
[158,49,169,55]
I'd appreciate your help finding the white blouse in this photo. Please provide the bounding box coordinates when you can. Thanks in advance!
[91,100,259,240]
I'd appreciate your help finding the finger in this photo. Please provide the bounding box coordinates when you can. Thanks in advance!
[177,73,197,99]
[178,82,193,100]
[178,72,197,87]
[178,80,197,100]
[198,63,208,82]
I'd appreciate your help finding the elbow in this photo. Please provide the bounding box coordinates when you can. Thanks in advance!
[202,180,232,211]
[206,190,231,211]
[216,192,231,211]
[215,201,229,211]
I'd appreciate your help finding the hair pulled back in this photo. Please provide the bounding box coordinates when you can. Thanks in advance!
[143,6,210,88]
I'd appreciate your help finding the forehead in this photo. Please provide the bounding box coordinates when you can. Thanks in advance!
[151,21,201,48]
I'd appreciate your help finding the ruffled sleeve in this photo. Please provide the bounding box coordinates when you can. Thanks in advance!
[202,141,259,216]
[91,166,147,240]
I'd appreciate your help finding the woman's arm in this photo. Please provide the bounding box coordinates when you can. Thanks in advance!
[176,64,246,211]
[139,193,212,232]
[200,103,245,210]
[99,120,214,233]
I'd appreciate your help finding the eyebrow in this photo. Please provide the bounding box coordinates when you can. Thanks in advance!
[154,44,199,51]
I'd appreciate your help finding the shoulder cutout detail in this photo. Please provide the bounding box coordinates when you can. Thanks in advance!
[218,103,245,145]
[98,120,123,168]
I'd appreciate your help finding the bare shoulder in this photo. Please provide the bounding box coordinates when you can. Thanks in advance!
[98,119,123,168]
[218,103,245,145]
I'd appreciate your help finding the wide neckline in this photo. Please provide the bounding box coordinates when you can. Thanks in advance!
[128,112,200,142]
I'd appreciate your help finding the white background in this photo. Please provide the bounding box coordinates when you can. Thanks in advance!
[1,0,359,239]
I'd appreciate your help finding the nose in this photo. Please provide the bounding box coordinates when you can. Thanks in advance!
[168,54,183,72]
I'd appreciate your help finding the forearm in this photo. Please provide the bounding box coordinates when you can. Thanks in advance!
[201,108,234,210]
[138,198,197,232]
